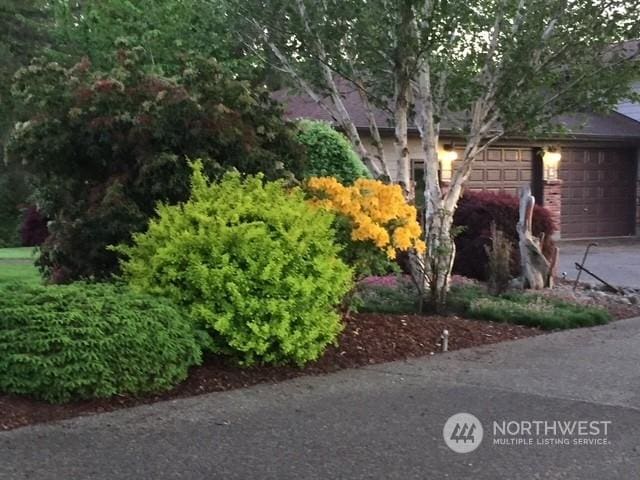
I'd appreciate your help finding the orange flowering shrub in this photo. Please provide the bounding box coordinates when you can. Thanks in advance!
[306,177,426,260]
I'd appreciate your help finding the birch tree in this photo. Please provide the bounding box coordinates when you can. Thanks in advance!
[235,0,416,186]
[235,0,640,308]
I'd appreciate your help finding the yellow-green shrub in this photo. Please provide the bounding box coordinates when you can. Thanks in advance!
[117,163,353,365]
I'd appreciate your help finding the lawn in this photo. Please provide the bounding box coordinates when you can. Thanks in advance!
[0,247,37,259]
[0,247,41,286]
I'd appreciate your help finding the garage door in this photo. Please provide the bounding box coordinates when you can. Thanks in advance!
[560,148,636,238]
[457,146,534,196]
[411,146,534,207]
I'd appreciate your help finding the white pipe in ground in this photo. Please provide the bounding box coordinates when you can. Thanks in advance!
[441,329,449,352]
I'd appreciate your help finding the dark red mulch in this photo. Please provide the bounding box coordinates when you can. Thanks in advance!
[0,313,541,431]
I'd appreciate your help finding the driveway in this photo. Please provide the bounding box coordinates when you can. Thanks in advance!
[557,239,640,289]
[2,318,640,479]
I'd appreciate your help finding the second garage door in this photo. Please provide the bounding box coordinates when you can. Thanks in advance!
[560,148,636,238]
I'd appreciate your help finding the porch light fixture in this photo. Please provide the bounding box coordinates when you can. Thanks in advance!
[439,144,458,182]
[542,147,562,181]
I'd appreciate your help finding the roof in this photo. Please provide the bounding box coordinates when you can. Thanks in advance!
[606,39,640,61]
[554,111,640,139]
[276,83,640,141]
[273,85,394,130]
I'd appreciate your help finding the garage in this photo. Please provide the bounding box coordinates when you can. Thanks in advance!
[413,143,638,239]
[559,147,637,238]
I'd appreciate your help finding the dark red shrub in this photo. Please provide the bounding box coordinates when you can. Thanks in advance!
[20,206,49,247]
[453,190,556,281]
[7,51,305,281]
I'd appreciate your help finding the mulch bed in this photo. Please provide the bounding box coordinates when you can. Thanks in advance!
[0,313,541,431]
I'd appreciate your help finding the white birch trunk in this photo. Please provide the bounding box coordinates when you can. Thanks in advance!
[394,80,412,198]
[356,85,392,180]
[415,58,505,308]
[415,62,455,309]
[293,0,386,179]
[320,68,385,178]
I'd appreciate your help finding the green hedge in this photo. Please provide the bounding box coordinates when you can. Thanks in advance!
[297,120,370,184]
[0,283,202,403]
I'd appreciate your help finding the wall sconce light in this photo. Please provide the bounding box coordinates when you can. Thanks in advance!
[542,147,562,181]
[439,144,458,182]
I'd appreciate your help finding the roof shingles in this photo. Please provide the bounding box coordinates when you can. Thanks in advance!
[276,84,640,140]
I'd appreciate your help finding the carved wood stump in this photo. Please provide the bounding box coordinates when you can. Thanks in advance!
[517,185,553,289]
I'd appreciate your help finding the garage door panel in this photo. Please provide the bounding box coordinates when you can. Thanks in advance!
[560,148,636,238]
[486,169,501,181]
[465,147,534,196]
[503,169,518,181]
[504,149,519,161]
[569,170,585,182]
[487,150,502,161]
[567,187,585,199]
[469,170,483,182]
[587,170,600,181]
[563,204,583,216]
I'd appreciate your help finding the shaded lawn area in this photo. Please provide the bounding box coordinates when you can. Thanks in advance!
[0,247,41,287]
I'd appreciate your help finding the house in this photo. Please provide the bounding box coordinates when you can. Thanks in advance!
[617,80,640,122]
[277,84,640,240]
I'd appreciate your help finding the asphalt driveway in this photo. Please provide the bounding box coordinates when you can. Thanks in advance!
[2,317,640,480]
[557,240,640,289]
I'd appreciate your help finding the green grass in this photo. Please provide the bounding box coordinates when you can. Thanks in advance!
[356,277,421,314]
[448,285,611,330]
[0,247,42,286]
[357,280,610,329]
[0,247,36,260]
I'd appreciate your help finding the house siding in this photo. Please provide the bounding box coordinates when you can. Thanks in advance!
[617,80,640,122]
[361,137,425,182]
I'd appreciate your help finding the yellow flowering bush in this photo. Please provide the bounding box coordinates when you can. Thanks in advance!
[306,177,425,276]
